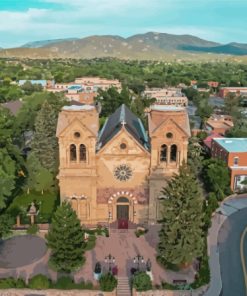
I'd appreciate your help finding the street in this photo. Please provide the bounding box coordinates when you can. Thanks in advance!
[219,208,247,296]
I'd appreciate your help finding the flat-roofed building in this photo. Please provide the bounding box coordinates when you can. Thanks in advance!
[144,88,188,107]
[18,80,54,89]
[219,87,247,98]
[74,77,122,91]
[205,114,233,135]
[211,138,247,191]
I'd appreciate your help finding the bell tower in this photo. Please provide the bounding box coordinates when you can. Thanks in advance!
[148,105,191,223]
[56,105,99,223]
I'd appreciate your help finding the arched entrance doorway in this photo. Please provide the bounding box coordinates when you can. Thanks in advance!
[116,196,129,229]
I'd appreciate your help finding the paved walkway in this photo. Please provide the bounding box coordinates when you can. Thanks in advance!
[0,235,47,268]
[204,194,247,296]
[75,226,196,285]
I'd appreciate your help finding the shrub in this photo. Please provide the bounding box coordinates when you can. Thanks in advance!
[0,278,26,289]
[15,278,26,288]
[135,228,148,237]
[27,224,39,235]
[156,255,179,272]
[132,271,152,291]
[0,214,14,239]
[51,276,93,290]
[99,273,117,291]
[28,274,50,289]
[191,253,210,288]
[51,277,74,290]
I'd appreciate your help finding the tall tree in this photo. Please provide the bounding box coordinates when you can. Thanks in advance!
[226,117,247,138]
[224,93,240,118]
[32,101,58,174]
[25,153,53,194]
[0,148,16,209]
[202,158,231,200]
[46,202,85,272]
[158,165,204,266]
[0,214,14,239]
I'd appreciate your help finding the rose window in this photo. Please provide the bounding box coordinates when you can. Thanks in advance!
[114,164,132,182]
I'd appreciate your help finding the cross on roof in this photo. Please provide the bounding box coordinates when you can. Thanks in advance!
[121,120,126,126]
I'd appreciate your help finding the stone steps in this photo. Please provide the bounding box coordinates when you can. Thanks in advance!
[117,277,131,296]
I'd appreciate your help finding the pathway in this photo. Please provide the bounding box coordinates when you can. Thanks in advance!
[75,226,196,285]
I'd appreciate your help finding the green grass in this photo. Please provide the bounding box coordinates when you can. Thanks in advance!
[7,191,58,223]
[84,235,97,251]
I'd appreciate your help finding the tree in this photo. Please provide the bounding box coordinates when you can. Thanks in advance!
[25,153,54,194]
[21,81,43,95]
[226,117,247,138]
[96,87,132,117]
[187,138,205,175]
[0,107,15,146]
[224,93,240,117]
[202,158,231,200]
[0,214,14,239]
[0,148,16,209]
[46,201,85,272]
[158,165,204,266]
[32,101,58,174]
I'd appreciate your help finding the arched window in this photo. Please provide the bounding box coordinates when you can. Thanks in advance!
[80,144,86,161]
[170,144,177,162]
[160,144,167,162]
[117,197,129,203]
[70,144,77,161]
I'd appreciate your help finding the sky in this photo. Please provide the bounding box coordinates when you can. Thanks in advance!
[0,0,246,48]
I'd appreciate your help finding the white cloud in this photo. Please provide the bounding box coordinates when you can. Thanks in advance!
[0,9,50,31]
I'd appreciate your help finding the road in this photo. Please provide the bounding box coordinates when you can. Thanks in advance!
[219,207,247,296]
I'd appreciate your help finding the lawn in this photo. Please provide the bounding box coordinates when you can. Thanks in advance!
[7,191,59,223]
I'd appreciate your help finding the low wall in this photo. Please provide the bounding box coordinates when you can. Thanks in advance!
[0,289,116,296]
[133,285,208,296]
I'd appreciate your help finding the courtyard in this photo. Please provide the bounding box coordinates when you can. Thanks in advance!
[75,226,196,285]
[0,228,196,287]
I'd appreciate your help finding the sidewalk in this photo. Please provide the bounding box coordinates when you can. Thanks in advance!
[204,194,247,296]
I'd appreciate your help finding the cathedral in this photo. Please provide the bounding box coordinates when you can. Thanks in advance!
[56,104,190,227]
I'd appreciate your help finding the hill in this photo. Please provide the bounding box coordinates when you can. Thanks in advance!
[21,38,79,48]
[0,32,246,60]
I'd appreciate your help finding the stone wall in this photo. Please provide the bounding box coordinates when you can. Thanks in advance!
[132,285,208,296]
[0,289,116,296]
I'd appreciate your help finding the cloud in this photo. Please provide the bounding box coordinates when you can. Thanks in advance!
[0,8,50,32]
[0,0,246,47]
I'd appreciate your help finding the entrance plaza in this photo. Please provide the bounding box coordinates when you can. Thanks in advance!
[0,229,195,287]
[75,226,196,285]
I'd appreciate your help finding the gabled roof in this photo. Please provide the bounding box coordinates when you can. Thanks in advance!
[98,104,149,150]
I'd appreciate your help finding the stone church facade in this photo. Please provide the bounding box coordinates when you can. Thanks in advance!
[56,104,190,226]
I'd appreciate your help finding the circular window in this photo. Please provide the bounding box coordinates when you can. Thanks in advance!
[166,132,173,139]
[114,164,132,182]
[120,143,127,150]
[74,132,81,138]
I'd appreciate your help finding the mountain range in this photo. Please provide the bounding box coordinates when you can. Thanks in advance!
[0,32,247,60]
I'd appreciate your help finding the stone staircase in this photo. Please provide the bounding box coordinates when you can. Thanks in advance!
[117,277,132,296]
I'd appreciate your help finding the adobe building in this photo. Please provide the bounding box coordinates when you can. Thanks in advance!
[205,114,234,135]
[211,138,247,191]
[56,104,190,226]
[219,87,247,98]
[144,88,188,107]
